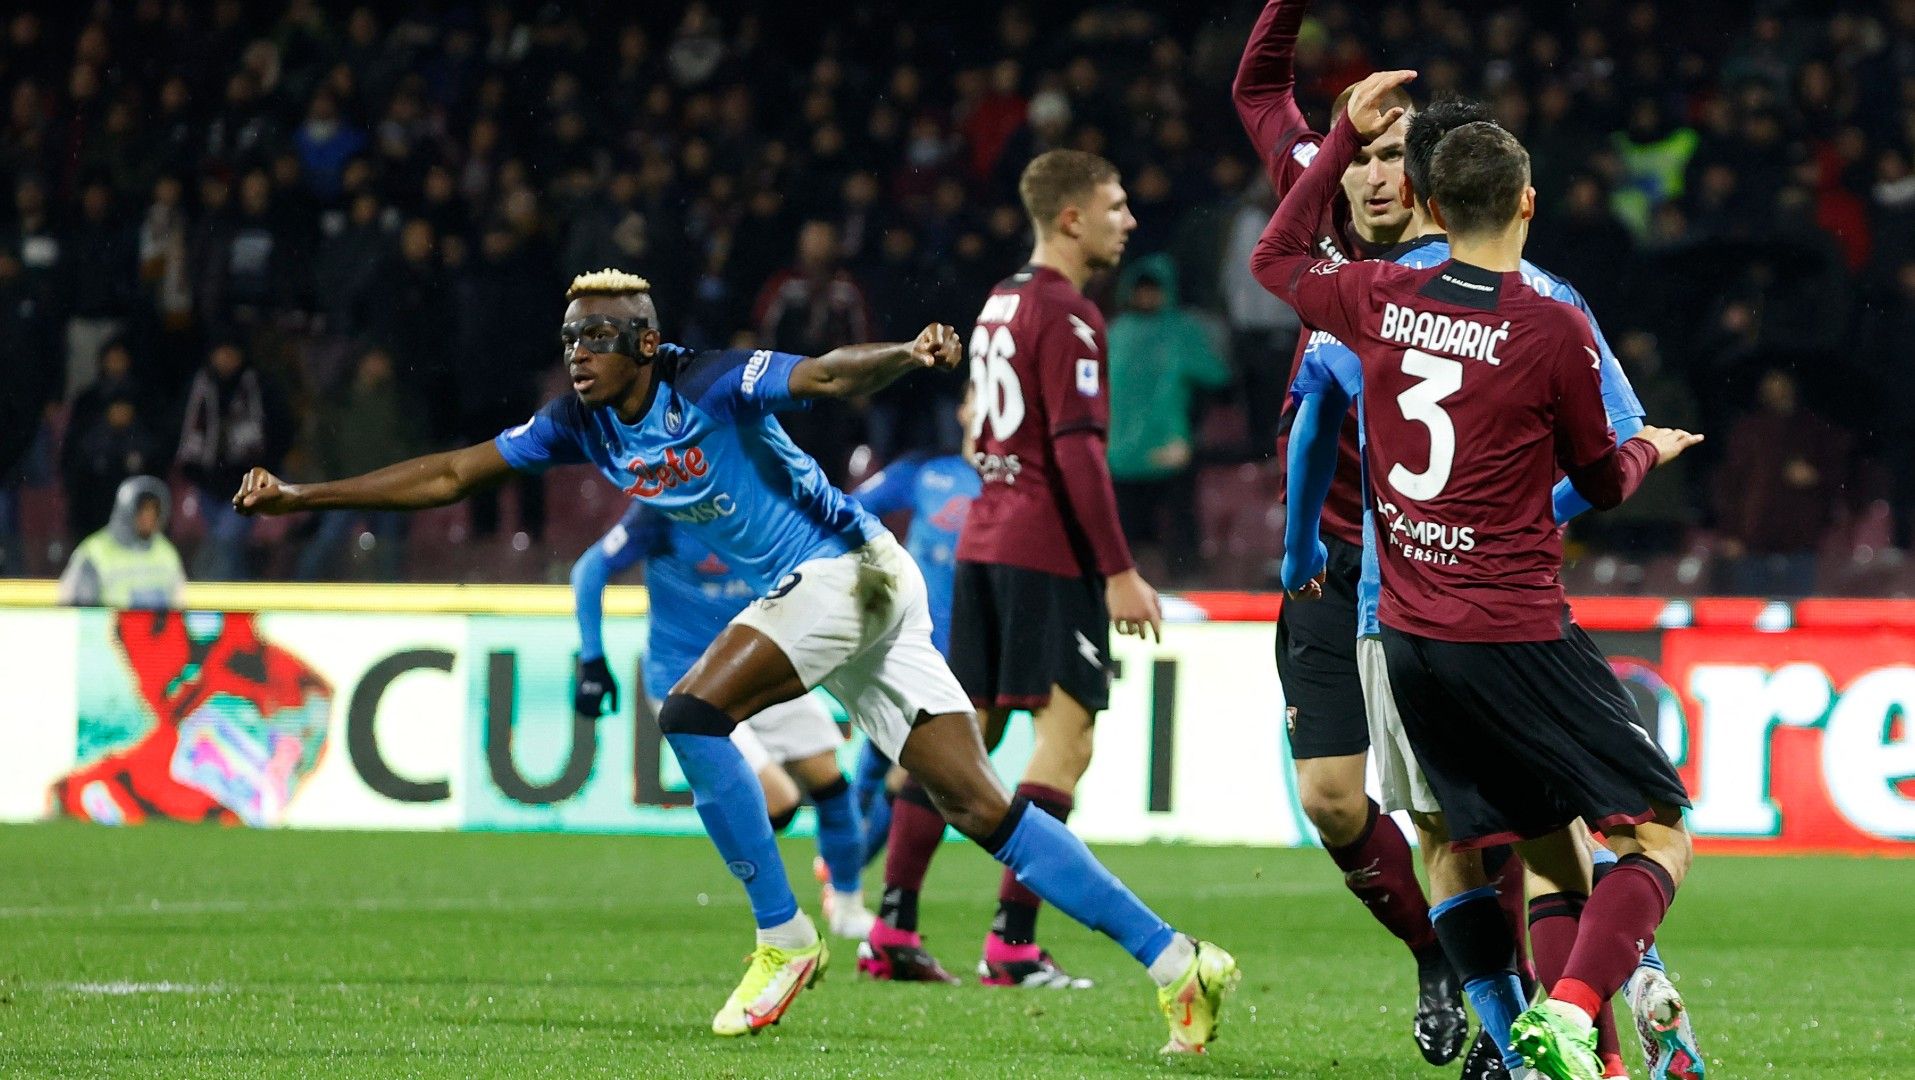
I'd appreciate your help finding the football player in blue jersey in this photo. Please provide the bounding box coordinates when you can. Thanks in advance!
[570,500,877,941]
[841,387,981,873]
[1281,101,1703,1080]
[234,269,1237,1050]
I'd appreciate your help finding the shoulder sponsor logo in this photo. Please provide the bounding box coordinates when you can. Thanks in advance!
[741,350,772,396]
[599,523,630,557]
[1076,358,1099,396]
[1309,261,1344,276]
[1585,346,1601,370]
[1290,141,1319,169]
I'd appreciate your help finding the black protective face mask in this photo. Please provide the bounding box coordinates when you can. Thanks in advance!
[560,314,652,364]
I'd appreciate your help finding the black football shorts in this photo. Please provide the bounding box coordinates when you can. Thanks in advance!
[1379,622,1692,849]
[949,561,1111,713]
[1276,534,1368,759]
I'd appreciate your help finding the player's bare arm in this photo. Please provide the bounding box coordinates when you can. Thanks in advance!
[1232,0,1313,157]
[787,323,961,399]
[233,441,515,516]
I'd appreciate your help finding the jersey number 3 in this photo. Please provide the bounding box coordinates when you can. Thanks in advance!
[1388,348,1462,502]
[969,325,1025,441]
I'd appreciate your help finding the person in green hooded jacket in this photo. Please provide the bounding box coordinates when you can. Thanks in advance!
[1105,252,1231,581]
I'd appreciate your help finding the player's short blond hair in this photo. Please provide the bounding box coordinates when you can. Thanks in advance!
[565,268,653,301]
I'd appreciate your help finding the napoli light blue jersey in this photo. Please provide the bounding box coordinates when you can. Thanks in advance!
[852,452,981,655]
[1291,236,1647,637]
[500,346,885,593]
[573,500,760,698]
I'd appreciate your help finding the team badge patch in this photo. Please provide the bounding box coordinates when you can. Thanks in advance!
[665,399,684,434]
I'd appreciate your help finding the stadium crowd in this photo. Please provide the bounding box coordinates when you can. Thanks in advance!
[1,0,1911,594]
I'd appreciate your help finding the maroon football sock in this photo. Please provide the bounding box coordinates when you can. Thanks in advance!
[1526,890,1586,988]
[1597,1000,1624,1069]
[878,779,947,932]
[1557,853,1676,1008]
[1326,799,1437,953]
[993,783,1074,945]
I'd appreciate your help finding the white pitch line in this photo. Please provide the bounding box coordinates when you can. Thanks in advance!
[48,982,227,995]
[0,894,656,920]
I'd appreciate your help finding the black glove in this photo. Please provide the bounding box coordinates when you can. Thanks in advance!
[574,656,618,717]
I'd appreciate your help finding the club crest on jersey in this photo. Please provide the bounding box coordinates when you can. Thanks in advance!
[665,398,685,434]
[1076,358,1099,396]
[622,446,708,498]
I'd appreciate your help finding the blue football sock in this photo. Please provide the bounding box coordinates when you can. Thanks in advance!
[852,742,892,860]
[1469,972,1530,1071]
[985,803,1175,966]
[1589,844,1666,972]
[810,778,865,895]
[666,732,798,929]
[1431,886,1526,1070]
[860,788,894,867]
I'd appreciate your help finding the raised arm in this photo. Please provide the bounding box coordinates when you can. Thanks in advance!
[786,324,961,400]
[1234,0,1314,188]
[1250,71,1415,336]
[233,441,515,516]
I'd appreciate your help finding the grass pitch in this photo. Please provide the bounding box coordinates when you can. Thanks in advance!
[0,824,1907,1078]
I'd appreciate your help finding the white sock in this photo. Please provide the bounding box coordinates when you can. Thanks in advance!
[1146,933,1196,987]
[757,911,818,950]
[833,888,865,912]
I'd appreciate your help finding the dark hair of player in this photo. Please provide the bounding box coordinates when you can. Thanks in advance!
[1405,97,1496,205]
[1427,122,1530,238]
[1018,149,1119,231]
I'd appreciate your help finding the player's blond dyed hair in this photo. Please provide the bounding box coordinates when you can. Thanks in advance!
[565,268,653,301]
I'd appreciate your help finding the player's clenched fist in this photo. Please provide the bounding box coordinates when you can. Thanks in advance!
[1635,425,1705,467]
[1344,69,1418,139]
[233,467,300,516]
[912,323,962,370]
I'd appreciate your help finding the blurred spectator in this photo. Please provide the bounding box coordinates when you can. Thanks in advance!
[754,220,872,480]
[292,90,366,203]
[61,338,151,536]
[314,192,394,337]
[1572,332,1700,557]
[1107,255,1230,583]
[175,341,291,580]
[1713,369,1852,597]
[295,348,415,581]
[65,182,138,396]
[55,475,184,609]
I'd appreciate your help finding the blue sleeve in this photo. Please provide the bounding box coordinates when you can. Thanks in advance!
[1550,283,1647,525]
[570,502,656,662]
[1293,336,1363,404]
[675,348,811,423]
[851,453,926,517]
[495,395,591,474]
[1282,378,1352,584]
